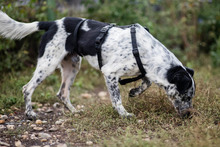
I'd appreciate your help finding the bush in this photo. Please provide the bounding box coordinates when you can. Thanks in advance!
[0,0,63,74]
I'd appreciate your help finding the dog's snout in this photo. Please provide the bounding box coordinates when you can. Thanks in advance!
[180,110,191,119]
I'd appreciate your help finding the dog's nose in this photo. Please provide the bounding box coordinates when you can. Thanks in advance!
[181,110,191,119]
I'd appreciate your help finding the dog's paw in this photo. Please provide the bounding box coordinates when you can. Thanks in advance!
[122,113,135,120]
[25,111,37,120]
[129,88,139,97]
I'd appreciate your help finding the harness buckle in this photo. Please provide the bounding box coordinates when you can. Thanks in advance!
[100,27,108,33]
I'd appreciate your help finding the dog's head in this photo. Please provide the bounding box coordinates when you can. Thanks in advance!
[165,66,195,118]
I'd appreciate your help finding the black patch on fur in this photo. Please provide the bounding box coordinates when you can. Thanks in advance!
[185,67,194,77]
[38,22,57,58]
[38,21,55,31]
[167,66,192,94]
[63,17,108,56]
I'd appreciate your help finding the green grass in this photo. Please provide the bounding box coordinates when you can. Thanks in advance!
[0,60,220,147]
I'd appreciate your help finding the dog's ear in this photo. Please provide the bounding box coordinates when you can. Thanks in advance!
[167,66,192,94]
[185,67,194,77]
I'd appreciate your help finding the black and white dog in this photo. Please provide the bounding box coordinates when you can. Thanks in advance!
[0,11,195,119]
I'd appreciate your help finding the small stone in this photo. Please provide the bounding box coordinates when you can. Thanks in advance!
[22,134,28,140]
[14,116,19,120]
[56,143,67,147]
[81,93,92,99]
[101,97,107,100]
[46,108,53,113]
[74,114,80,117]
[30,134,38,140]
[0,119,5,124]
[49,127,58,132]
[7,125,15,130]
[66,128,76,133]
[15,140,22,147]
[86,141,93,145]
[35,119,42,125]
[55,119,64,125]
[143,135,150,141]
[38,132,51,139]
[33,127,43,131]
[0,141,10,146]
[44,145,50,147]
[98,91,107,98]
[53,102,61,109]
[1,115,8,120]
[30,124,36,128]
[76,105,81,109]
[24,131,29,135]
[137,120,143,124]
[42,120,47,124]
[41,139,47,142]
[0,125,6,130]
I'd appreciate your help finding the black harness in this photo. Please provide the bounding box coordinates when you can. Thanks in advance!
[73,20,147,85]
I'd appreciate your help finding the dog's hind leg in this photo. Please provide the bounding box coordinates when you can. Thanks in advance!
[57,54,82,113]
[22,49,68,120]
[104,74,134,118]
[129,77,152,97]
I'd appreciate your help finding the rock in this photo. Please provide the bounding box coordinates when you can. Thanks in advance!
[55,119,65,125]
[98,91,107,98]
[7,125,15,130]
[15,140,22,147]
[74,114,80,117]
[33,126,43,131]
[41,139,47,142]
[22,134,28,140]
[43,145,50,147]
[81,93,92,99]
[30,146,41,147]
[35,119,42,125]
[0,119,5,124]
[49,127,58,132]
[143,135,150,141]
[0,125,6,130]
[53,102,61,109]
[46,108,53,113]
[56,143,67,147]
[30,124,37,128]
[66,128,76,133]
[14,116,19,120]
[0,141,10,146]
[42,120,47,124]
[38,132,51,139]
[30,134,38,140]
[24,131,29,135]
[86,141,93,146]
[137,120,143,124]
[1,115,8,120]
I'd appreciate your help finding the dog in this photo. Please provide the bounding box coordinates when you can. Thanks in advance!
[0,11,195,120]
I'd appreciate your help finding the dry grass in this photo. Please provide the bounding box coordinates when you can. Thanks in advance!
[0,60,219,146]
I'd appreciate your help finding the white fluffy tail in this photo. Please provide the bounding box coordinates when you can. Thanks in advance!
[0,11,39,40]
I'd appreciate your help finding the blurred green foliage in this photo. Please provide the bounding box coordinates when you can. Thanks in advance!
[0,0,219,75]
[84,0,219,66]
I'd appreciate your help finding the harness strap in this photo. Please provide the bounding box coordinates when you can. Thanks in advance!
[95,24,115,69]
[73,19,87,56]
[118,25,146,85]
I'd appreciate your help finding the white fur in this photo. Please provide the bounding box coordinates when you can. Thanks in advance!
[0,11,38,39]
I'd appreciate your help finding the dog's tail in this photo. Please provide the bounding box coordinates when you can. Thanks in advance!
[0,11,54,40]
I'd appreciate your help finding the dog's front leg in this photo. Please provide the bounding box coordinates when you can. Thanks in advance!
[104,74,134,118]
[129,77,152,97]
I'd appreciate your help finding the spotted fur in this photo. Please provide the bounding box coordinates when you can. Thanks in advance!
[0,11,195,119]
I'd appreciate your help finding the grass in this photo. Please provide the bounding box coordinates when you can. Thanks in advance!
[0,59,220,147]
